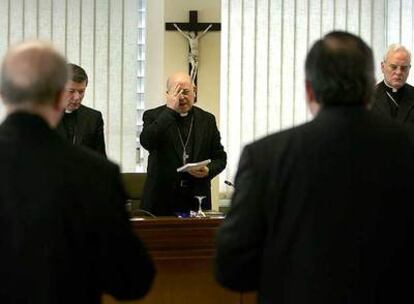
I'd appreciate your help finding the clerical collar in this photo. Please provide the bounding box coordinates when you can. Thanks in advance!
[179,108,194,117]
[384,80,400,93]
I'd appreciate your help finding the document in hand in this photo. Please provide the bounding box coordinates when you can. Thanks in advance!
[177,159,211,172]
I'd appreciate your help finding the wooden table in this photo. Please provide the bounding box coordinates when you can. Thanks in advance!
[103,217,256,304]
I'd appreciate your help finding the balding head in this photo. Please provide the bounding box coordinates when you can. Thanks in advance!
[0,41,68,106]
[166,72,193,91]
[305,31,375,107]
[166,72,195,114]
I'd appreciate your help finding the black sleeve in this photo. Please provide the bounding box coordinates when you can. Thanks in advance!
[94,112,107,158]
[215,145,265,292]
[93,165,155,300]
[206,115,227,178]
[140,107,178,152]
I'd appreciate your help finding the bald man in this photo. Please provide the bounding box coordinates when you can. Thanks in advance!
[0,41,154,303]
[140,72,227,215]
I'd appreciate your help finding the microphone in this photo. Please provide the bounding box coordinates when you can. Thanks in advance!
[126,200,157,218]
[134,209,157,218]
[224,180,234,187]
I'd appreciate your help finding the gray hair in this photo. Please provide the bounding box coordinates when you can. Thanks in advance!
[383,44,411,62]
[0,40,68,105]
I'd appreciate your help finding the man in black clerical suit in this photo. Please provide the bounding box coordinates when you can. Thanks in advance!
[372,44,414,124]
[140,72,227,216]
[215,31,414,304]
[56,63,106,156]
[0,41,154,304]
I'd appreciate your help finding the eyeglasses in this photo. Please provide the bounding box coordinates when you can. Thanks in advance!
[386,63,411,73]
[180,89,193,96]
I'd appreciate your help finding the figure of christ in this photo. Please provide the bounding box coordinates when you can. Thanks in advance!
[173,23,212,82]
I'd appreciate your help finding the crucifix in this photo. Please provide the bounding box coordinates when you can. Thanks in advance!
[166,10,221,85]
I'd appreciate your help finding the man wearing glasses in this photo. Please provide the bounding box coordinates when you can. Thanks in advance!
[140,72,227,216]
[373,44,414,122]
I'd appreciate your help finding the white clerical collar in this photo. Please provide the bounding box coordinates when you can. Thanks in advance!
[180,112,189,117]
[384,80,399,92]
[65,109,73,114]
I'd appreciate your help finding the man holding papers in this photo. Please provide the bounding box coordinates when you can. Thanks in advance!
[140,72,226,215]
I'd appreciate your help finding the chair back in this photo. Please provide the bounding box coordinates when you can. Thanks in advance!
[121,172,146,211]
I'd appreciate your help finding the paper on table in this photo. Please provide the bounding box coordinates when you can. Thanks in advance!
[177,159,211,172]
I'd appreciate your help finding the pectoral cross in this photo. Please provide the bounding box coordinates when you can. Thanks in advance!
[183,152,189,164]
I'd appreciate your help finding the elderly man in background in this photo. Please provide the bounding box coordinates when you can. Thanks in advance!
[140,72,226,216]
[372,44,414,123]
[0,41,154,303]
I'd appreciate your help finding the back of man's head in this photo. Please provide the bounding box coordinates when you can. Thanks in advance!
[0,41,68,106]
[68,63,88,85]
[305,31,375,106]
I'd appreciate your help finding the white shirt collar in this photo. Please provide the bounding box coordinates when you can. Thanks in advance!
[384,80,399,93]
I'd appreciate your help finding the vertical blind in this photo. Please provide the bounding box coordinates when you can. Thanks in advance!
[220,0,414,196]
[0,0,138,171]
[137,0,146,171]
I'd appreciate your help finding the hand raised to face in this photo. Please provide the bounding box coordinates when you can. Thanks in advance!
[165,83,183,112]
[165,72,195,114]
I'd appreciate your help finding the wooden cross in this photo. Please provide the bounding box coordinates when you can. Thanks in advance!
[166,10,221,85]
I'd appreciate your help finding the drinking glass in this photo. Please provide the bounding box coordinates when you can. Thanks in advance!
[194,196,206,218]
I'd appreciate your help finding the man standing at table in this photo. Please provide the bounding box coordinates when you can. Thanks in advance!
[56,63,106,156]
[0,41,154,303]
[140,72,226,215]
[372,44,414,124]
[215,32,414,304]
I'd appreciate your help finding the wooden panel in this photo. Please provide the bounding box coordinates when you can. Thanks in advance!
[132,217,221,259]
[102,217,256,304]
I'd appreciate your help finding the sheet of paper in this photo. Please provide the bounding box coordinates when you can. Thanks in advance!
[177,159,211,172]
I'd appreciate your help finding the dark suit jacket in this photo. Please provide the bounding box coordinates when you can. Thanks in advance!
[372,81,414,124]
[140,105,227,215]
[215,105,414,304]
[56,104,106,157]
[0,112,154,304]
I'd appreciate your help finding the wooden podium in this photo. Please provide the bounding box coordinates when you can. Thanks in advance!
[103,217,255,304]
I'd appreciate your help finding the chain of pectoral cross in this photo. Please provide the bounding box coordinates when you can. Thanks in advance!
[177,116,194,165]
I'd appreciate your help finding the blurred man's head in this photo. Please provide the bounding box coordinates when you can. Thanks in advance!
[64,63,88,113]
[381,44,411,90]
[0,40,68,126]
[166,72,196,114]
[305,31,375,115]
